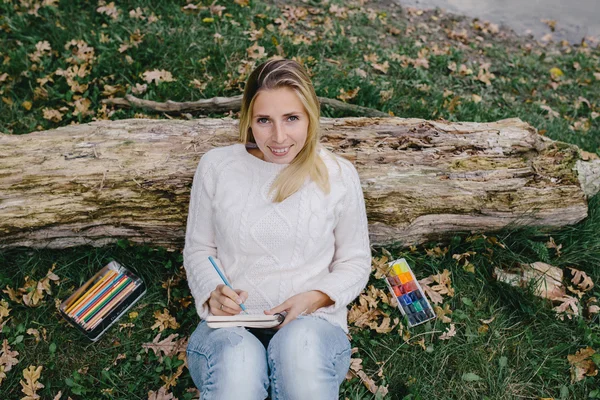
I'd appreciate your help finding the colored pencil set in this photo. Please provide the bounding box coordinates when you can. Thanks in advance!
[59,261,146,341]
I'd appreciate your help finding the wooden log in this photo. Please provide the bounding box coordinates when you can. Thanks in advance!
[0,117,598,250]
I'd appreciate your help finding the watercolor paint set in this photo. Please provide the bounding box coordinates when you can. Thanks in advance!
[59,260,146,342]
[384,258,436,327]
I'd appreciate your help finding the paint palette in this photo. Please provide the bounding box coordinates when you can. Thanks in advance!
[384,258,436,327]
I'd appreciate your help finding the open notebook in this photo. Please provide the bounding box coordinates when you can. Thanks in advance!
[206,313,285,329]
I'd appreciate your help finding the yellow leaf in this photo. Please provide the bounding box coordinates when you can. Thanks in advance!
[2,97,13,106]
[151,308,180,331]
[549,67,564,81]
[22,101,32,110]
[202,17,214,23]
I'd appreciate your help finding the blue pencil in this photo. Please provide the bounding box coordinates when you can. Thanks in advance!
[208,256,247,313]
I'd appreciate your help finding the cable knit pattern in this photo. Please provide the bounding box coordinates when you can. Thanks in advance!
[183,143,371,333]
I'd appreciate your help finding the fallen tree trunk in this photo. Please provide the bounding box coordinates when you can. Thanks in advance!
[1,117,598,250]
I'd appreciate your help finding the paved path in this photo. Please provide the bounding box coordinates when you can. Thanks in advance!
[397,0,600,43]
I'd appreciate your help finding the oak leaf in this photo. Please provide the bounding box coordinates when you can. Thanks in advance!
[147,385,177,400]
[142,333,187,363]
[97,1,119,20]
[20,365,44,400]
[569,267,594,292]
[151,309,180,331]
[439,323,456,340]
[143,70,176,85]
[553,295,580,320]
[567,347,598,383]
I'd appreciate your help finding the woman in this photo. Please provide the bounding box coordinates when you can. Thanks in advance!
[184,58,371,400]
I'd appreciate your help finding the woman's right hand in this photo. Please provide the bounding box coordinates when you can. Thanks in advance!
[207,284,248,315]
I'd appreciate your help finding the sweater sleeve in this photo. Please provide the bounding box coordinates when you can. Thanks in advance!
[183,152,224,320]
[310,161,372,313]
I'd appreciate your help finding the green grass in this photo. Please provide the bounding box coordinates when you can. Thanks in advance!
[1,0,599,398]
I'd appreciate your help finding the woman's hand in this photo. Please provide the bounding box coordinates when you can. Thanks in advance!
[207,284,248,316]
[264,290,334,330]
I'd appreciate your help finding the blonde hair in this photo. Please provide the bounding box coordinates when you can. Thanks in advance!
[239,58,338,202]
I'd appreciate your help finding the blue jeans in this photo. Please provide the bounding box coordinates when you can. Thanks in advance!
[186,315,352,400]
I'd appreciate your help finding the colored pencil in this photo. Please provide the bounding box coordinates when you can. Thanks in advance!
[81,277,132,323]
[65,270,118,315]
[70,272,125,318]
[208,255,247,313]
[84,282,138,330]
[74,274,128,322]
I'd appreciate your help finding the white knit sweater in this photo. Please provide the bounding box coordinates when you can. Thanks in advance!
[183,143,371,333]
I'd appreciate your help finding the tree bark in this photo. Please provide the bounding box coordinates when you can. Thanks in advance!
[1,117,598,250]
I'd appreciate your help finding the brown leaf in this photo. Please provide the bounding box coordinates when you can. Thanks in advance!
[569,267,594,292]
[97,1,119,20]
[42,108,63,123]
[371,256,389,279]
[143,69,176,85]
[151,309,180,332]
[567,347,598,383]
[142,333,187,363]
[246,42,266,60]
[147,385,177,400]
[20,365,44,400]
[419,278,444,305]
[545,237,562,257]
[0,339,20,382]
[439,323,456,340]
[371,61,389,74]
[553,295,580,320]
[434,303,453,323]
[337,87,360,102]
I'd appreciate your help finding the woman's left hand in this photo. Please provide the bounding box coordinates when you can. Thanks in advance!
[264,290,334,330]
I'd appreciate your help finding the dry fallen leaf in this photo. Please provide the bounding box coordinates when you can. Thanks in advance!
[586,297,600,318]
[567,347,598,383]
[434,303,453,323]
[147,385,177,400]
[97,1,119,20]
[142,333,187,363]
[0,339,20,385]
[569,267,594,292]
[371,61,390,74]
[337,87,360,102]
[439,323,456,340]
[549,67,564,81]
[142,69,176,85]
[545,237,562,257]
[345,354,387,396]
[371,256,390,279]
[20,365,44,400]
[42,108,64,123]
[151,309,180,332]
[553,295,580,320]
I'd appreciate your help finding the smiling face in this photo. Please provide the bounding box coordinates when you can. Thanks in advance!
[249,86,309,164]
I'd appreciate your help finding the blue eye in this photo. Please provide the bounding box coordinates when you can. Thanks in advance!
[257,118,268,124]
[288,116,299,121]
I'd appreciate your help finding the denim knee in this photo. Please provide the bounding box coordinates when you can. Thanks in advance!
[267,316,352,400]
[186,321,270,400]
